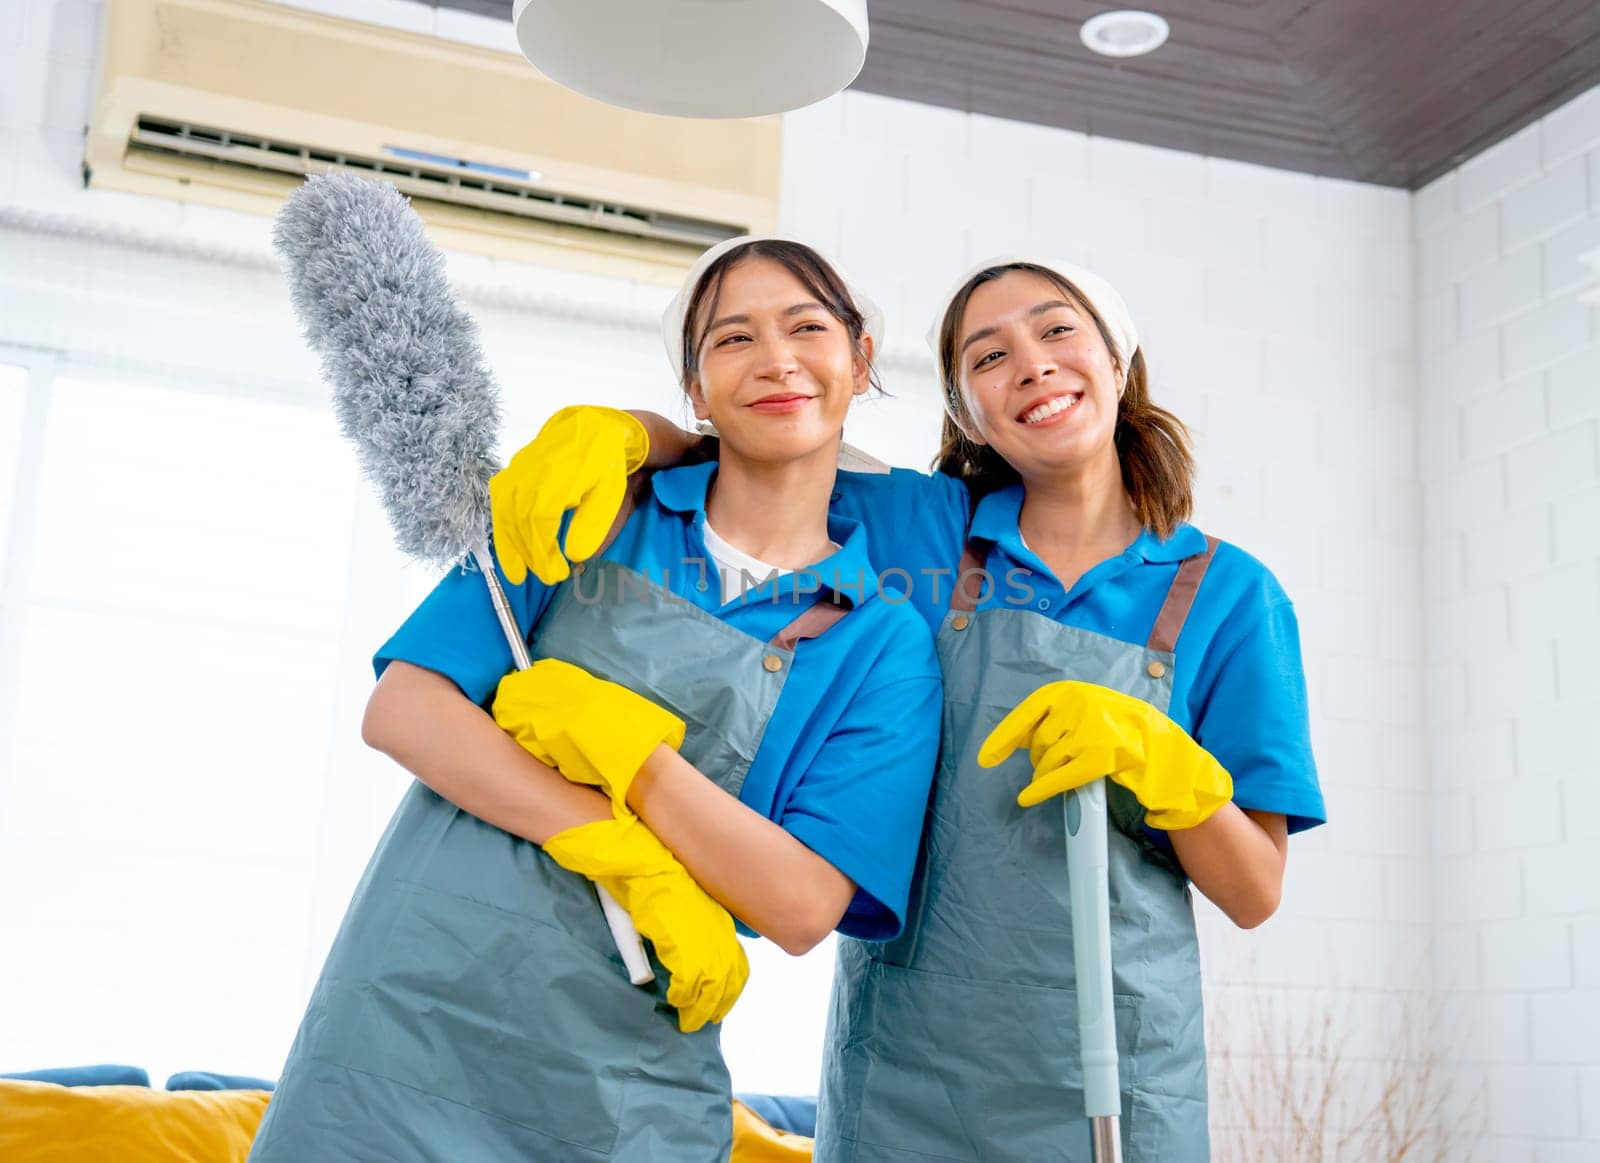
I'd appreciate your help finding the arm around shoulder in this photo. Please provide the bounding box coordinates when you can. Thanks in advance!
[626,410,697,470]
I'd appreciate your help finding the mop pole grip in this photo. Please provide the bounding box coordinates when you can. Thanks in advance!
[474,547,656,988]
[1065,779,1120,1119]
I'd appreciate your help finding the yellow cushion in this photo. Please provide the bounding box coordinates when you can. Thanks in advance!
[0,1081,803,1161]
[0,1080,271,1162]
[732,1097,814,1162]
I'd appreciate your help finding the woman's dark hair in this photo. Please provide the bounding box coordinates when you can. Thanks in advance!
[932,262,1195,538]
[678,239,880,463]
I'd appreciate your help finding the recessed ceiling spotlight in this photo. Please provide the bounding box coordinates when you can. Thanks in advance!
[1080,10,1170,58]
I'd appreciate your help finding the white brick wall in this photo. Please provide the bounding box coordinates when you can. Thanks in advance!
[1418,81,1600,1161]
[1502,157,1589,252]
[4,0,1598,1151]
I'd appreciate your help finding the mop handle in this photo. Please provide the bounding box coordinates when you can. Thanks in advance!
[1065,779,1121,1125]
[473,546,657,988]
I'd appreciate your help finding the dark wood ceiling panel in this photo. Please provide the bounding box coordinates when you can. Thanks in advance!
[438,0,1600,189]
[1296,0,1561,136]
[855,0,1600,186]
[853,58,1343,168]
[859,22,1326,135]
[1350,4,1600,181]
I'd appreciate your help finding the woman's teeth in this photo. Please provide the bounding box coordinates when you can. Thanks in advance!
[1021,395,1080,424]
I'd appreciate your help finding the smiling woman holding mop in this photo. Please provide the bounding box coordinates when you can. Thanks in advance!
[250,227,941,1162]
[499,256,1326,1161]
[810,260,1326,1162]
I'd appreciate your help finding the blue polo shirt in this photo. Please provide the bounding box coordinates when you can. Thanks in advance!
[830,470,1325,834]
[375,461,944,941]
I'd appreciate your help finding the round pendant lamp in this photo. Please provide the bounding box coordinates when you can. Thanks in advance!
[512,0,870,119]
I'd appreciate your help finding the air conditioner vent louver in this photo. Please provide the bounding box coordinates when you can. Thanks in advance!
[88,0,782,282]
[130,116,744,251]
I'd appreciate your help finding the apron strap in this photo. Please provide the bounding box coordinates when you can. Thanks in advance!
[950,540,988,614]
[949,533,1220,646]
[1146,535,1221,654]
[769,599,850,652]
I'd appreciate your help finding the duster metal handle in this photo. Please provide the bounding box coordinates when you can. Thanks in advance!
[475,546,656,987]
[1065,779,1121,1162]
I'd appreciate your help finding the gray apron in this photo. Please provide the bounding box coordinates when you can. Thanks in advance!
[817,536,1219,1162]
[252,486,850,1162]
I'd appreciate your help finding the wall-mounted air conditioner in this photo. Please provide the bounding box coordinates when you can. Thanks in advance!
[87,0,783,282]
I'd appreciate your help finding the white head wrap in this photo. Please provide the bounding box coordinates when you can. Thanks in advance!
[662,234,885,385]
[925,257,1139,415]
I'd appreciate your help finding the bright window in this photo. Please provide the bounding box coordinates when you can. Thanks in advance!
[0,365,27,564]
[28,378,357,628]
[0,355,842,1094]
[0,370,359,1077]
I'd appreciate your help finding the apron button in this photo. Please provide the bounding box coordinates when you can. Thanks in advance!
[572,562,586,576]
[762,655,784,673]
[951,614,970,631]
[1147,660,1167,679]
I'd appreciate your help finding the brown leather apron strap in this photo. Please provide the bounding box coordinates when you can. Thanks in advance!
[951,541,988,613]
[1146,535,1221,654]
[769,600,851,652]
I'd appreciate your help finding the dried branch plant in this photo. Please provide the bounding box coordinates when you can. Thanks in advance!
[1208,986,1479,1162]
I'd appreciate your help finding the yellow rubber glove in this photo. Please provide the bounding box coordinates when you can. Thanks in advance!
[977,680,1233,830]
[545,815,749,1032]
[493,658,686,817]
[731,1098,814,1161]
[490,405,650,585]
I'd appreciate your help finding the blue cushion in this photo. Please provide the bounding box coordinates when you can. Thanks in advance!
[0,1065,150,1087]
[735,1093,817,1138]
[165,1071,276,1092]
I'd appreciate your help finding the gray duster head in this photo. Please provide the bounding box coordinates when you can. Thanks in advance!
[273,172,501,568]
